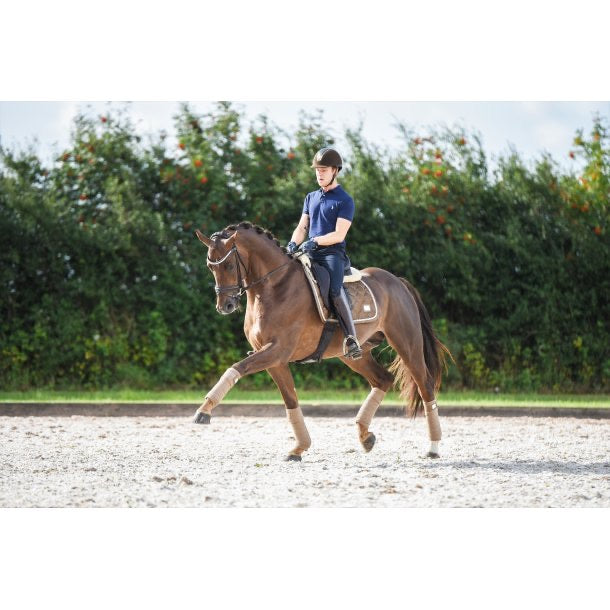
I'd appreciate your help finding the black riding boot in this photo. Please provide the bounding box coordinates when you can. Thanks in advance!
[332,288,363,360]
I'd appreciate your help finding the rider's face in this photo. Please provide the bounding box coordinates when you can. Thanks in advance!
[315,165,335,186]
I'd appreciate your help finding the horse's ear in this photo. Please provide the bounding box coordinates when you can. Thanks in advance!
[195,229,213,248]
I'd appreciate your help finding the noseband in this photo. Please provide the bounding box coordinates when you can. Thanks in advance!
[207,244,291,298]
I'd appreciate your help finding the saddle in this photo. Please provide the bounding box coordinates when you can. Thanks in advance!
[297,254,378,324]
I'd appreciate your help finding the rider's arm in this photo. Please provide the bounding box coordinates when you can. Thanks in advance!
[290,214,310,245]
[313,218,352,247]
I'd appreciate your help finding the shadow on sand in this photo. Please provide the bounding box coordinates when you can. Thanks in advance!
[425,459,610,476]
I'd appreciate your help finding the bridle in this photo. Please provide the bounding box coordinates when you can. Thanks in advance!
[207,244,292,298]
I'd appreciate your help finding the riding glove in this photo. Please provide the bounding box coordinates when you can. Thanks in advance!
[299,239,318,254]
[286,241,298,255]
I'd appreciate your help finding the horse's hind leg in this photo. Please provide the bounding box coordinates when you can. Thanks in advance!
[266,364,311,462]
[384,328,442,458]
[340,352,394,453]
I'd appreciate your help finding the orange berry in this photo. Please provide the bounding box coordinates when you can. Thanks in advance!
[594,226,602,235]
[287,152,296,160]
[422,167,431,175]
[434,169,443,178]
[256,136,263,144]
[436,214,445,224]
[431,185,438,194]
[100,116,107,123]
[458,138,466,146]
[569,151,575,159]
[194,159,203,167]
[178,142,185,150]
[200,176,208,184]
[79,194,88,200]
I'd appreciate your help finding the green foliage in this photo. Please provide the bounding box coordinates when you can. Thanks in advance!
[1,104,608,392]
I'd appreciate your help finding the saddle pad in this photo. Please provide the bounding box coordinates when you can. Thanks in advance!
[298,255,378,324]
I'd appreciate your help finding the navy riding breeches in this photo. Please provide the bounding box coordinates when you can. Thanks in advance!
[311,246,351,299]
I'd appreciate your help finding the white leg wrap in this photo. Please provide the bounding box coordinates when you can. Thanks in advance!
[424,399,442,442]
[286,406,311,454]
[202,367,241,413]
[355,387,386,429]
[429,441,440,454]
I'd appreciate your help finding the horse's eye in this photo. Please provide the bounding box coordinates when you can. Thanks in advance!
[226,263,234,271]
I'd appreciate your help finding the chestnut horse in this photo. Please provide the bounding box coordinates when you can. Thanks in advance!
[194,222,450,461]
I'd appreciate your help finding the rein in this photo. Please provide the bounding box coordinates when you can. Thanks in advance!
[207,245,291,297]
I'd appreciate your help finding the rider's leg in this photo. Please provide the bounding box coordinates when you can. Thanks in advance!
[312,249,362,360]
[331,287,362,360]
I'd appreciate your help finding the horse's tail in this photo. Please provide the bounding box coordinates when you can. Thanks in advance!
[388,278,452,418]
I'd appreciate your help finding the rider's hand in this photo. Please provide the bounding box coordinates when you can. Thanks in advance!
[299,239,318,254]
[286,241,298,255]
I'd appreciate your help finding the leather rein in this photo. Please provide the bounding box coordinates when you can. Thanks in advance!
[207,245,292,298]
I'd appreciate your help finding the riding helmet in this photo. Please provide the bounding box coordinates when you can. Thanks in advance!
[311,147,343,170]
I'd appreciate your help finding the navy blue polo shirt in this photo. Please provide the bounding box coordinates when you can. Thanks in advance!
[302,185,355,248]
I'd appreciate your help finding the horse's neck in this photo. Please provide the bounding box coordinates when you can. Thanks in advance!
[244,239,286,281]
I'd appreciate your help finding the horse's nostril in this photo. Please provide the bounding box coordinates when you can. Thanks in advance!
[226,303,234,312]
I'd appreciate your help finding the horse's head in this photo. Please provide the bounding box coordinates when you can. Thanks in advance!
[196,229,244,315]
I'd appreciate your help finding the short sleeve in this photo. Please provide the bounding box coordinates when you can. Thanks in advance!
[337,194,355,222]
[302,194,310,216]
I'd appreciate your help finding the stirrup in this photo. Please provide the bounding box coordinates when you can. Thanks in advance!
[343,336,363,360]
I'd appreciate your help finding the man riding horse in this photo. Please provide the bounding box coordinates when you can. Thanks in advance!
[286,147,363,360]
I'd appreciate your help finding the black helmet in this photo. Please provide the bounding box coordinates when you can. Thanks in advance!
[311,147,343,170]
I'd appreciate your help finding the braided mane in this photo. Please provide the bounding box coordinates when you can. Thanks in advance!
[214,221,285,251]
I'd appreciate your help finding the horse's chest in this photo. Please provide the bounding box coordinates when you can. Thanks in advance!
[244,301,271,347]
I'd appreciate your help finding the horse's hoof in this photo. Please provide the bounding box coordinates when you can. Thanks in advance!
[426,451,440,459]
[361,432,376,453]
[284,454,302,462]
[193,412,211,424]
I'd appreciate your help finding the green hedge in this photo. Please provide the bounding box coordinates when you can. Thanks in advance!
[1,103,608,392]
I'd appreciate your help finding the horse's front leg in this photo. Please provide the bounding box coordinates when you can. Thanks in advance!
[193,342,289,423]
[266,364,311,462]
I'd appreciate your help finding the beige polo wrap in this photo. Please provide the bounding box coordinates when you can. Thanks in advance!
[286,406,311,454]
[355,387,386,429]
[202,367,241,413]
[424,399,442,441]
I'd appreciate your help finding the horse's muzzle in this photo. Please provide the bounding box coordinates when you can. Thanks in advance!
[217,298,239,315]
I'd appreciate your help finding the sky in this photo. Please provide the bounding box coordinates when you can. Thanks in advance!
[1,101,608,174]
